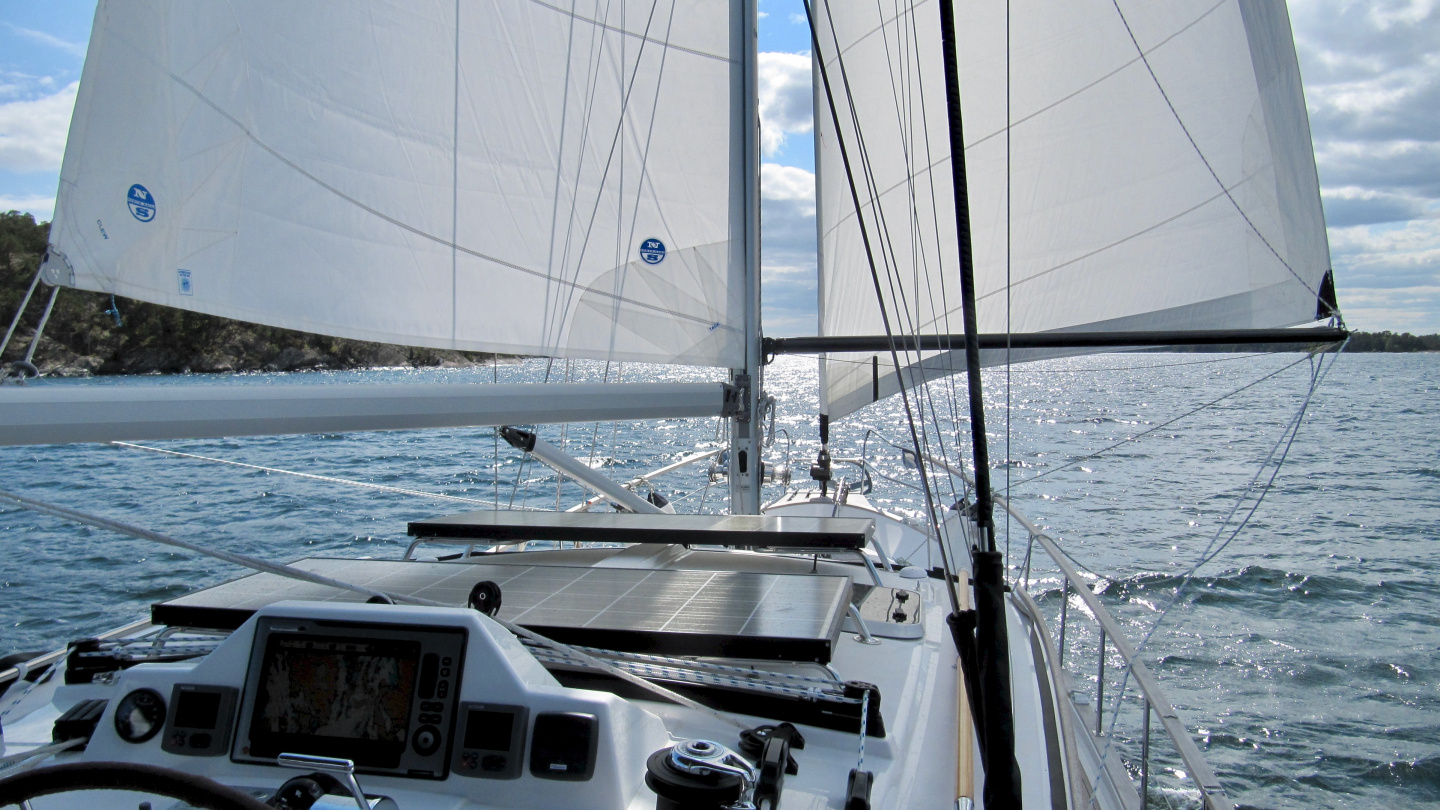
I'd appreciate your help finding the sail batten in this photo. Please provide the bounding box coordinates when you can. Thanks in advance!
[43,1,745,367]
[813,0,1336,420]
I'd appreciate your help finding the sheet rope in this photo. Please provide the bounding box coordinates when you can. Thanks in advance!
[0,488,745,730]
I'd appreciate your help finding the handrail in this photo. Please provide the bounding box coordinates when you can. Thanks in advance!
[0,619,153,690]
[853,428,1232,810]
[1029,533,1232,810]
[989,488,1232,809]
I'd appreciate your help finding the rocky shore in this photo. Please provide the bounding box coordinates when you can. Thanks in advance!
[4,327,504,378]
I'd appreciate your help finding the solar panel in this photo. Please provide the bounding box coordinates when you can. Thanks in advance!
[407,510,874,551]
[153,558,852,663]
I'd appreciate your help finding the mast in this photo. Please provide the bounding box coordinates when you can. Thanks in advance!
[937,0,1022,806]
[729,0,763,514]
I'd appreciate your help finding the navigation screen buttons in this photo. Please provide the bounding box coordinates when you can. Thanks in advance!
[412,725,442,757]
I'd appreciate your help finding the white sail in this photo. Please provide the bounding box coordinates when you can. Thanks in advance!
[41,1,746,367]
[813,0,1334,420]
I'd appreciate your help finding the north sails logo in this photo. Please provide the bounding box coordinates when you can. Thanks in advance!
[127,184,156,222]
[639,238,666,265]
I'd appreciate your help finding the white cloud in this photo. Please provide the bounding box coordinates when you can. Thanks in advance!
[758,52,813,157]
[1327,218,1440,331]
[1321,185,1433,227]
[760,164,818,336]
[1289,0,1440,329]
[761,163,815,205]
[4,24,86,59]
[1328,285,1440,332]
[0,82,78,172]
[0,194,56,222]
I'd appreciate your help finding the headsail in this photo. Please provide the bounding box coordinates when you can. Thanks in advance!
[42,1,746,367]
[812,0,1335,420]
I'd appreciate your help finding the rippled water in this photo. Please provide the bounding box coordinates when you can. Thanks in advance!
[1,352,1436,809]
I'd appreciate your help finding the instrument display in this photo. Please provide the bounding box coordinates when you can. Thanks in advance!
[114,688,166,744]
[161,684,237,757]
[233,618,466,779]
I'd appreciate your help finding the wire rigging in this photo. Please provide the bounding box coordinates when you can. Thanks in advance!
[1007,351,1327,489]
[805,0,962,612]
[1084,341,1347,805]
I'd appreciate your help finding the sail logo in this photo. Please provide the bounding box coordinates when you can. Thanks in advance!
[639,238,666,265]
[127,184,156,222]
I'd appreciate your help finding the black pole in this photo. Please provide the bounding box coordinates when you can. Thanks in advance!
[937,0,994,550]
[763,327,1351,355]
[937,1,1022,807]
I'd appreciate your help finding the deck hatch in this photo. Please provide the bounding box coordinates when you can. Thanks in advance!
[152,558,852,663]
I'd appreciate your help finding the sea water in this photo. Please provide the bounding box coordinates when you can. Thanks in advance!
[1,352,1435,809]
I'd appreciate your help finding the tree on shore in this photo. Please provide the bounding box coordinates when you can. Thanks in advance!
[1,211,496,375]
[4,210,1437,375]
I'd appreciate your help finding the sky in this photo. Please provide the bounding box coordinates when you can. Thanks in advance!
[1,1,1437,334]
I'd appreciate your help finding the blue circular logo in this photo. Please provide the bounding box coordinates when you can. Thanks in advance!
[639,238,666,265]
[127,184,156,223]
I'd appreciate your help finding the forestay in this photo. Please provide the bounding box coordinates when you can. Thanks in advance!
[42,1,746,367]
[812,0,1334,419]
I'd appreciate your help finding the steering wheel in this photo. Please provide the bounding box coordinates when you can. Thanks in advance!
[0,761,272,810]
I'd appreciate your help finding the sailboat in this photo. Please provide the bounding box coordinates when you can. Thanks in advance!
[0,1,1345,809]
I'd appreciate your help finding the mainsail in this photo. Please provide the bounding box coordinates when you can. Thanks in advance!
[41,1,746,367]
[812,0,1335,420]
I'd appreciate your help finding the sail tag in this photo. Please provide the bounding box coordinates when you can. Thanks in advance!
[639,238,667,265]
[177,270,193,296]
[126,184,156,222]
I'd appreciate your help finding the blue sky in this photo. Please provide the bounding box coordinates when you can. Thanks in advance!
[3,1,1438,334]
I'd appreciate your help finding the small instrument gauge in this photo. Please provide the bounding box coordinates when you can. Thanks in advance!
[114,688,166,743]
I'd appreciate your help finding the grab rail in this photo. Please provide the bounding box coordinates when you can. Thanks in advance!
[852,427,1231,810]
[0,619,152,691]
[996,491,1233,810]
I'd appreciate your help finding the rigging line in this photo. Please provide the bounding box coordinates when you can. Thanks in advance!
[816,1,921,347]
[818,347,1299,374]
[978,0,1235,156]
[819,0,944,485]
[22,287,60,366]
[895,0,967,469]
[968,177,1254,308]
[608,1,678,362]
[820,163,1274,340]
[875,0,966,516]
[527,0,731,63]
[1001,351,1294,373]
[606,365,626,490]
[0,488,743,730]
[541,0,580,350]
[586,361,613,469]
[817,0,1229,242]
[819,0,946,469]
[1086,341,1344,800]
[139,43,720,336]
[452,0,460,342]
[545,0,624,347]
[108,441,529,510]
[1009,351,1325,489]
[544,0,668,354]
[0,488,409,600]
[493,358,501,509]
[1005,0,1013,571]
[0,266,43,360]
[1106,0,1338,322]
[807,0,960,614]
[1187,351,1341,572]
